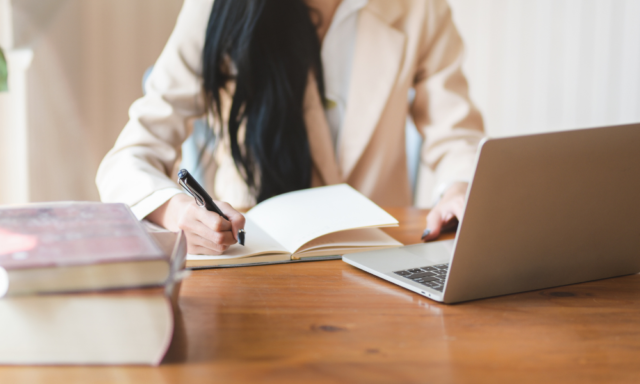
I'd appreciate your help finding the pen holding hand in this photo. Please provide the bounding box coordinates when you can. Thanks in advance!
[177,169,246,251]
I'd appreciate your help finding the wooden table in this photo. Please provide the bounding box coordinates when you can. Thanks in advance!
[1,207,639,383]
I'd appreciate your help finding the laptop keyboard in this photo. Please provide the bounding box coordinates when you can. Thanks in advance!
[393,263,449,292]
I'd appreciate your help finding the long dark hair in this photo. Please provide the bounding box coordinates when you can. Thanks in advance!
[202,0,325,203]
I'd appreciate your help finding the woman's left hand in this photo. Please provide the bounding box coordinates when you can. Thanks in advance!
[421,182,468,242]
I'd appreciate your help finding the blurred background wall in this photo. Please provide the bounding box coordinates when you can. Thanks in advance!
[1,0,639,205]
[0,0,183,204]
[449,0,640,137]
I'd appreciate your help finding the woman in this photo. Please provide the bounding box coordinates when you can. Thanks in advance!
[96,0,484,255]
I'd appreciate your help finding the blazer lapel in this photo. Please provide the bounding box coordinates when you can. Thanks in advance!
[338,1,406,179]
[303,73,342,185]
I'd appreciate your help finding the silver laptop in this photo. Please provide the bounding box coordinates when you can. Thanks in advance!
[343,123,640,303]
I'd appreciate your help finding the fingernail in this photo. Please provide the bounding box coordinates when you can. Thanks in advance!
[238,229,245,246]
[421,229,431,240]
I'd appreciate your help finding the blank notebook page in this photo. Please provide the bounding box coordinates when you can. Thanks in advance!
[246,184,398,253]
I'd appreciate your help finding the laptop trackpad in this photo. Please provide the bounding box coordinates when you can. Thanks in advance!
[346,240,454,272]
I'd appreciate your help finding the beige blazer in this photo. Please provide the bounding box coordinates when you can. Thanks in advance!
[96,0,484,214]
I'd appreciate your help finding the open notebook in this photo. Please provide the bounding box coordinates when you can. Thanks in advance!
[187,184,402,268]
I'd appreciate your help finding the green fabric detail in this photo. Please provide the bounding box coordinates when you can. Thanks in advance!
[324,98,337,110]
[0,47,8,92]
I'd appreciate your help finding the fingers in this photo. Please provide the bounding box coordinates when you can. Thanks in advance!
[189,219,236,246]
[187,233,229,255]
[176,200,240,254]
[421,188,467,242]
[423,209,444,242]
[423,205,461,242]
[181,222,232,255]
[216,201,246,242]
[195,206,231,233]
[187,237,228,256]
[449,195,465,220]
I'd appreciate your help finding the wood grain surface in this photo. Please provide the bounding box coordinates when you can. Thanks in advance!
[1,207,639,383]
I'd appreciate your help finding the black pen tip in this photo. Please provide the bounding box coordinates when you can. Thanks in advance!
[421,229,431,240]
[238,229,245,246]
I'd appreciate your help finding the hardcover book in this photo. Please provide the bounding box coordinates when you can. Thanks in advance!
[0,202,169,296]
[0,230,187,365]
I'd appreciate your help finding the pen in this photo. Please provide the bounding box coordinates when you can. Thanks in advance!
[177,169,245,246]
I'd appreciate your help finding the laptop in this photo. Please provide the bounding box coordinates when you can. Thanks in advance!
[343,123,640,303]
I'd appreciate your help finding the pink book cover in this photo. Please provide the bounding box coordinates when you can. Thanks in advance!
[0,202,166,270]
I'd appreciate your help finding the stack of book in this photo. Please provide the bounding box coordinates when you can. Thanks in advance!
[0,202,187,365]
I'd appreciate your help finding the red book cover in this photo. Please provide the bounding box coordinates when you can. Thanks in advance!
[0,202,165,270]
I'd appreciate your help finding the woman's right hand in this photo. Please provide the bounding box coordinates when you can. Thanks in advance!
[146,194,246,255]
